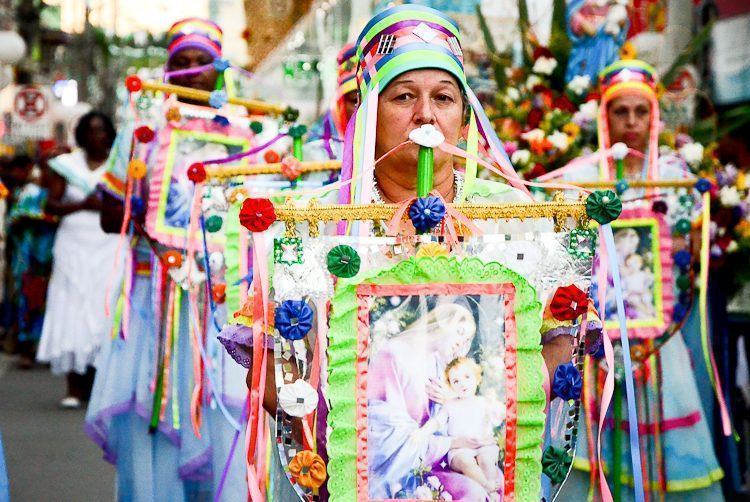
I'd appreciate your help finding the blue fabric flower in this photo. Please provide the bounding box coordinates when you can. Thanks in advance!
[130,196,145,217]
[615,179,629,195]
[673,250,691,269]
[408,196,446,233]
[695,178,712,194]
[213,58,231,72]
[208,90,228,109]
[275,300,314,341]
[552,362,582,401]
[212,115,230,127]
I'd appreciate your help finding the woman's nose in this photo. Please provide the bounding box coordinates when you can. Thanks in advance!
[413,97,436,125]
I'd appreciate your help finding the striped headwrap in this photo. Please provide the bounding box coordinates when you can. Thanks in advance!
[332,42,358,135]
[167,17,223,60]
[337,4,529,212]
[597,59,660,182]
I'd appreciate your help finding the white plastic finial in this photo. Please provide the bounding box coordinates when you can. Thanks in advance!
[409,124,445,148]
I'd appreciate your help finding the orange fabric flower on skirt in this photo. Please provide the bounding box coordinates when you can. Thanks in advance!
[288,451,327,489]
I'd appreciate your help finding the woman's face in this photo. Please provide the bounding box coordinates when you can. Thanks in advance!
[84,117,111,155]
[437,307,476,360]
[375,69,464,174]
[167,48,218,92]
[607,94,651,152]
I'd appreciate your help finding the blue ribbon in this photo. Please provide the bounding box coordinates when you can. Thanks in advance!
[602,224,645,501]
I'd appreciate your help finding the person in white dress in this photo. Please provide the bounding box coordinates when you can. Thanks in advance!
[37,111,123,409]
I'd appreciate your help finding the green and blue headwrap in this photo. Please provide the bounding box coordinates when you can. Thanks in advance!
[337,4,530,212]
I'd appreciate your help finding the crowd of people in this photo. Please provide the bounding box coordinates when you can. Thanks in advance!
[0,5,746,501]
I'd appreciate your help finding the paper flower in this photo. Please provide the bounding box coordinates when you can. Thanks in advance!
[585,190,622,224]
[511,149,531,167]
[208,90,228,109]
[278,379,319,417]
[280,155,302,181]
[326,245,361,278]
[542,446,572,484]
[552,362,583,401]
[678,142,704,167]
[205,214,223,232]
[610,142,629,161]
[212,283,226,303]
[567,75,591,96]
[548,130,570,153]
[550,285,588,321]
[652,200,668,214]
[125,75,142,92]
[288,451,326,489]
[128,159,147,180]
[574,100,598,123]
[532,56,557,75]
[615,179,629,195]
[409,196,446,233]
[674,250,691,269]
[212,115,230,127]
[408,124,445,148]
[275,300,313,341]
[134,126,155,143]
[263,150,281,163]
[186,162,207,183]
[239,198,276,232]
[695,177,712,194]
[165,107,182,122]
[282,106,300,123]
[162,250,183,269]
[720,186,742,207]
[213,58,230,72]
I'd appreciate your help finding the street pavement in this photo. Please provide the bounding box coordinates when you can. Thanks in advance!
[0,355,115,500]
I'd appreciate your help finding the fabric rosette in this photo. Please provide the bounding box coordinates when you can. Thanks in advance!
[186,162,207,183]
[549,285,588,321]
[542,446,573,484]
[275,300,314,341]
[408,196,446,233]
[585,190,622,224]
[288,451,326,489]
[326,245,361,278]
[552,362,583,401]
[278,379,319,417]
[239,198,276,232]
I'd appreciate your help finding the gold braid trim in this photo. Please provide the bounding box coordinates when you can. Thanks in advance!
[275,200,587,236]
[206,160,341,179]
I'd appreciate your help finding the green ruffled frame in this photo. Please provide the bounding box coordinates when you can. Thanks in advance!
[327,255,546,501]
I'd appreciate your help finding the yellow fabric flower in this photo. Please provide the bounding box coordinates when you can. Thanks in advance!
[416,242,449,258]
[165,107,182,122]
[288,451,327,489]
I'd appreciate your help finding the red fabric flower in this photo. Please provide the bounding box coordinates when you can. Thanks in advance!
[239,198,276,232]
[134,126,155,143]
[263,150,281,163]
[186,162,207,183]
[527,108,544,129]
[552,95,576,113]
[550,285,588,321]
[533,46,553,60]
[125,75,142,92]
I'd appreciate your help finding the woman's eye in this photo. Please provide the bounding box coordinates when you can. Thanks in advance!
[435,94,454,103]
[394,93,412,102]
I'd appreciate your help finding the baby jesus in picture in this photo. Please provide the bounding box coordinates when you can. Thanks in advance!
[423,357,504,501]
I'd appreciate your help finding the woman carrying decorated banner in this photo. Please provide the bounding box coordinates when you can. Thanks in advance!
[220,5,602,500]
[542,60,724,500]
[85,18,251,501]
[36,112,121,409]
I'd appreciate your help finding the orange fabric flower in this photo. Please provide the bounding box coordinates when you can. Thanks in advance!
[162,250,183,268]
[288,451,326,489]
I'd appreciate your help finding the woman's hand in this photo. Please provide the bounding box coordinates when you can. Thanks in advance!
[426,378,456,405]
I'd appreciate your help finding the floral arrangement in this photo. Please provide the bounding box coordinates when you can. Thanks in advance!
[485,46,600,179]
